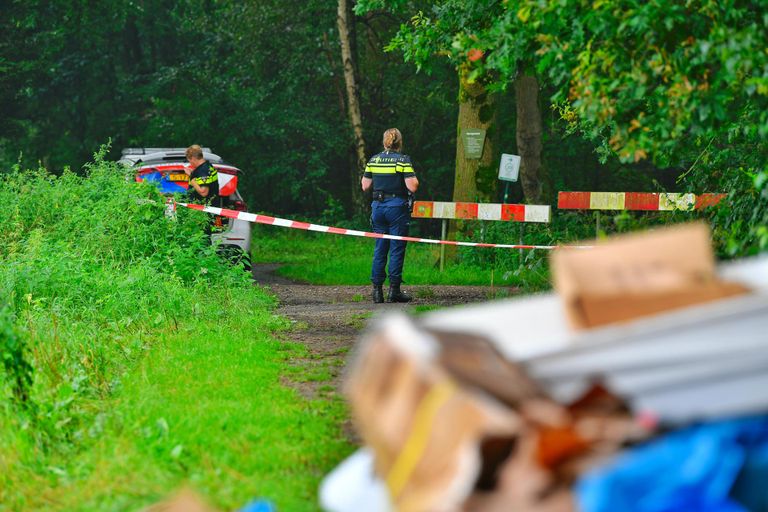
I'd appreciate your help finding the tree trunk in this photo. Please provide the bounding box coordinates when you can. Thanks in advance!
[453,69,498,202]
[337,0,366,215]
[515,74,546,203]
[322,32,348,120]
[445,68,498,257]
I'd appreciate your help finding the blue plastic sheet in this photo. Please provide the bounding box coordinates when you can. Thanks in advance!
[576,416,768,512]
[238,499,276,512]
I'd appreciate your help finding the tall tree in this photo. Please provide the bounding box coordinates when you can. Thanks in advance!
[421,0,768,166]
[353,8,460,207]
[1,0,460,218]
[360,0,767,255]
[474,0,768,253]
[338,0,367,215]
[515,74,545,202]
[356,1,548,203]
[453,67,497,202]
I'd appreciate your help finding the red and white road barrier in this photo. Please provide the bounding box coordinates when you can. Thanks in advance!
[413,201,551,223]
[558,192,725,211]
[177,203,589,250]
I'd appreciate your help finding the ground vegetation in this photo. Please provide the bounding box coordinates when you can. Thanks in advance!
[0,152,349,510]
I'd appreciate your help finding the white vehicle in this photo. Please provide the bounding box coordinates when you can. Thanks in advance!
[120,147,252,269]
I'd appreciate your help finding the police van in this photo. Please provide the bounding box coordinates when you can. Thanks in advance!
[119,147,252,269]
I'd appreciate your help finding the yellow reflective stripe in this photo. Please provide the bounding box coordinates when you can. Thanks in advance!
[396,163,414,173]
[368,167,397,174]
[386,380,456,500]
[196,170,218,186]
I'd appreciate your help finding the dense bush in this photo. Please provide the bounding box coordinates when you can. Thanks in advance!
[0,149,263,454]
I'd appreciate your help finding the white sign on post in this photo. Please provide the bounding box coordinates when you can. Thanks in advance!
[499,153,521,182]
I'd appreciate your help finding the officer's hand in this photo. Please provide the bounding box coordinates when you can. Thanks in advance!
[183,165,193,176]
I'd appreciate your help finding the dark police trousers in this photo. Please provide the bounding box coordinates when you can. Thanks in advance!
[371,198,410,286]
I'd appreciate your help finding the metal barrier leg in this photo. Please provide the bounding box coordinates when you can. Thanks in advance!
[440,219,447,272]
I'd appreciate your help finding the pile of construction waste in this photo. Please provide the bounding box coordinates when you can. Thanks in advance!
[321,224,768,512]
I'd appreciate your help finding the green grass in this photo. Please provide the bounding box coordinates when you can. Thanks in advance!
[2,301,350,511]
[409,304,443,315]
[0,155,352,511]
[251,225,552,290]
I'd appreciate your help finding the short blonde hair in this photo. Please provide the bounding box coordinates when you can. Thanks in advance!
[383,128,402,151]
[185,144,204,160]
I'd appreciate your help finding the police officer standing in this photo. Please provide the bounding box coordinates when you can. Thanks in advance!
[184,144,221,207]
[361,128,419,303]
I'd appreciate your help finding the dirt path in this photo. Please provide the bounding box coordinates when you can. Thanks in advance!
[252,263,515,401]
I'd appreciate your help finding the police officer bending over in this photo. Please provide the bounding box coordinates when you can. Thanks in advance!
[361,128,419,303]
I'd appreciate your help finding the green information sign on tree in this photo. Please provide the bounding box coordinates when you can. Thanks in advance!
[462,128,486,159]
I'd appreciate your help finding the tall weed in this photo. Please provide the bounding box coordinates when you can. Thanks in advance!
[0,151,261,458]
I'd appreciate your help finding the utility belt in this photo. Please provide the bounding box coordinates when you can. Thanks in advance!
[372,191,406,202]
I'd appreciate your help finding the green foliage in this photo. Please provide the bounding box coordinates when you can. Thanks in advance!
[0,307,33,405]
[357,0,766,259]
[356,0,525,84]
[2,303,349,511]
[0,151,245,442]
[251,224,553,290]
[0,155,350,509]
[678,131,768,257]
[0,0,460,218]
[359,0,767,164]
[2,0,763,259]
[525,0,768,165]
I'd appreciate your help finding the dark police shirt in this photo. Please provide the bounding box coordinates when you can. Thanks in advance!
[189,161,221,206]
[363,151,416,203]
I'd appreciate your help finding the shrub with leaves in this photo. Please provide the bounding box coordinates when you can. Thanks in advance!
[0,147,263,451]
[0,307,32,405]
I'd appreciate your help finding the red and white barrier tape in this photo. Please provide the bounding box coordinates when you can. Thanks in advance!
[177,202,592,250]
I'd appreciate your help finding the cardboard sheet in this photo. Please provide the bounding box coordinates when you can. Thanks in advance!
[551,223,749,329]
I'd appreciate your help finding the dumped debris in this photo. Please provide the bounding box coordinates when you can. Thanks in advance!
[321,223,768,512]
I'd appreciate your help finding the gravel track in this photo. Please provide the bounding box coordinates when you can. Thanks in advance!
[252,263,516,401]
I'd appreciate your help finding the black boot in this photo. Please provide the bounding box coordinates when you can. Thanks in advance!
[387,284,412,303]
[372,285,384,304]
